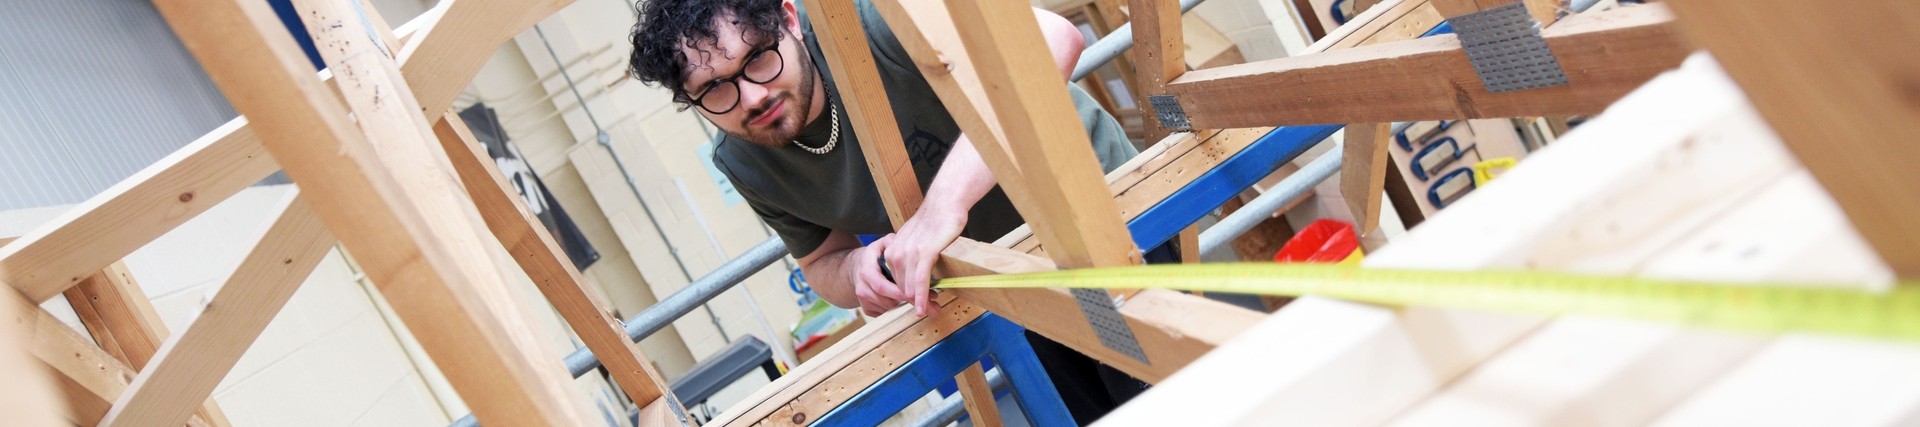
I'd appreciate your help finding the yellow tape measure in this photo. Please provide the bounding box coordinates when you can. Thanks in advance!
[937,264,1920,343]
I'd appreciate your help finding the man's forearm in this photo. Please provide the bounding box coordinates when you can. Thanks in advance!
[922,134,999,217]
[806,246,864,310]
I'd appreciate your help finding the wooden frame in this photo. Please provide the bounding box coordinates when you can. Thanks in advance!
[5,0,1913,425]
[0,0,685,425]
[721,0,1917,424]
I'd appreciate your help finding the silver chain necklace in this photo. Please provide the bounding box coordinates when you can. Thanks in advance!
[791,97,839,155]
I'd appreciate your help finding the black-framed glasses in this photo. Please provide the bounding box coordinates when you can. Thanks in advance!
[684,39,785,115]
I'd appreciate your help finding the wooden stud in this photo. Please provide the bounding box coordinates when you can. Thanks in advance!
[808,0,925,227]
[1129,0,1185,143]
[155,0,594,424]
[8,287,212,426]
[1383,156,1425,228]
[1163,5,1689,128]
[1292,0,1331,40]
[1340,122,1391,233]
[1178,224,1201,263]
[63,262,234,427]
[99,191,332,427]
[433,112,673,409]
[871,0,1033,210]
[957,362,1005,427]
[1663,0,1920,278]
[945,0,1140,269]
[62,264,166,371]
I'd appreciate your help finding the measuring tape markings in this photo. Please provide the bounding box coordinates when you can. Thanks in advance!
[937,264,1920,343]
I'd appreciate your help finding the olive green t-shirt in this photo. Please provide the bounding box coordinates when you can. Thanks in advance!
[711,0,1137,258]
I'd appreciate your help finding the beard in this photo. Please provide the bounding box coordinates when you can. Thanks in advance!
[732,53,819,148]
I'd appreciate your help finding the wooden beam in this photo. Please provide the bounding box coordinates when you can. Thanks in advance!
[809,0,924,226]
[708,294,989,426]
[872,0,1030,208]
[1129,0,1185,142]
[433,112,672,408]
[712,238,1261,425]
[1431,0,1562,23]
[9,288,211,426]
[1663,0,1920,278]
[62,264,166,371]
[0,119,276,304]
[1163,4,1689,128]
[1340,122,1390,233]
[0,0,547,305]
[996,0,1447,253]
[100,192,332,427]
[940,240,1262,384]
[946,0,1139,269]
[634,397,677,426]
[63,262,233,427]
[398,0,575,126]
[0,288,65,427]
[956,362,1004,427]
[814,0,1002,406]
[155,0,592,424]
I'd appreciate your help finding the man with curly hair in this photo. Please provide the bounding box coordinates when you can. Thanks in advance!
[630,0,1146,421]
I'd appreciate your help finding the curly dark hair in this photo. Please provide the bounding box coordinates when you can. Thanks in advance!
[629,0,790,106]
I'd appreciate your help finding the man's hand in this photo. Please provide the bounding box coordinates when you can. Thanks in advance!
[846,243,911,317]
[874,201,970,316]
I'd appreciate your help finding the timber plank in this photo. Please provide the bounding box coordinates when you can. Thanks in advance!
[1340,122,1390,233]
[1165,5,1686,129]
[809,0,924,226]
[435,112,672,408]
[945,0,1139,269]
[1663,0,1920,278]
[1128,0,1184,142]
[65,262,234,427]
[156,0,594,424]
[100,192,332,427]
[0,119,275,304]
[0,288,64,427]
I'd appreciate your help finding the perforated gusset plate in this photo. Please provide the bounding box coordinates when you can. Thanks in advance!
[1449,2,1569,93]
[1071,288,1150,364]
[1149,95,1192,131]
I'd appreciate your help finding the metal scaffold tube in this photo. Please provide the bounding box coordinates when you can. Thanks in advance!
[568,237,788,377]
[1070,0,1208,82]
[450,237,785,427]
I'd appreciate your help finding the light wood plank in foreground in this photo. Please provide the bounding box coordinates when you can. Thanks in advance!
[1664,0,1920,278]
[1095,54,1814,427]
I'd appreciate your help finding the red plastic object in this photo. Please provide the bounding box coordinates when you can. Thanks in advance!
[1274,219,1361,263]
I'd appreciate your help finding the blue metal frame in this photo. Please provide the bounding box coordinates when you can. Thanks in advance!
[1126,125,1339,250]
[1122,22,1457,251]
[813,314,1076,427]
